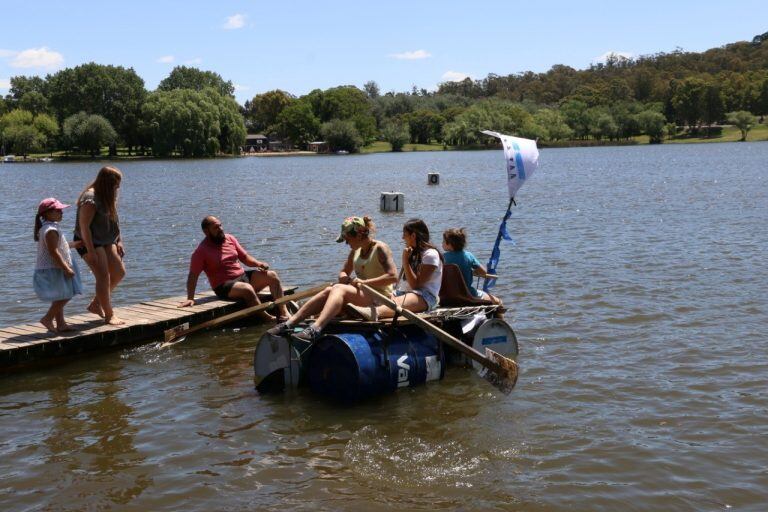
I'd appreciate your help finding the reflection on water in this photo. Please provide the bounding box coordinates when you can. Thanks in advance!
[1,144,768,510]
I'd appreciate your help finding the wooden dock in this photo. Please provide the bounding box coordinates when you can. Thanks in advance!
[0,287,296,370]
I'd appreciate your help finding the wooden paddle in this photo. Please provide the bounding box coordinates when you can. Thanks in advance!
[161,283,331,346]
[361,284,518,394]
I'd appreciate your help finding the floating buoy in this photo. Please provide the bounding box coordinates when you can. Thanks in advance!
[380,192,404,212]
[427,172,440,185]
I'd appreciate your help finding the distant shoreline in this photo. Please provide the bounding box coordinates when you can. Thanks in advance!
[3,127,766,163]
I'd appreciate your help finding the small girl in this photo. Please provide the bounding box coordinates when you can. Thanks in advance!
[33,198,83,333]
[442,227,501,304]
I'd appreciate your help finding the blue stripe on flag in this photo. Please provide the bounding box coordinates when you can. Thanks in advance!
[512,142,526,180]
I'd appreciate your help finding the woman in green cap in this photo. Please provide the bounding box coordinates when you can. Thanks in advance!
[267,215,398,341]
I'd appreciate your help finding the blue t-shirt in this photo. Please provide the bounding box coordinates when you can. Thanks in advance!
[444,250,483,297]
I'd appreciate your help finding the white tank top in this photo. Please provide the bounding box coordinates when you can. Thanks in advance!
[36,221,74,270]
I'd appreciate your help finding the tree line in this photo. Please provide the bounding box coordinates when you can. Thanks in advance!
[2,32,767,158]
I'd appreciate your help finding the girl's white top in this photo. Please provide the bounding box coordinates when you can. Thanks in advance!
[36,221,73,270]
[397,248,443,298]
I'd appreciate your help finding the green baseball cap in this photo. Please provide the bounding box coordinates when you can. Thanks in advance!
[336,216,366,242]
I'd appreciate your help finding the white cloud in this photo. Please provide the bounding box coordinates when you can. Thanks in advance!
[441,70,471,82]
[223,14,246,30]
[0,77,10,90]
[10,47,64,70]
[234,83,250,92]
[185,57,202,65]
[592,51,633,65]
[390,49,431,60]
[157,55,175,64]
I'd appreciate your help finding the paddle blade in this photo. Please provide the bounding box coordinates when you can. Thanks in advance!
[476,348,519,395]
[164,322,190,344]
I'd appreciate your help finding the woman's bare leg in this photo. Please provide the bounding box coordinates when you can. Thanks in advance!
[376,292,427,318]
[286,286,333,325]
[312,284,374,331]
[102,245,126,325]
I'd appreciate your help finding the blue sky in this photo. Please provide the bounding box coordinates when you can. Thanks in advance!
[1,1,767,104]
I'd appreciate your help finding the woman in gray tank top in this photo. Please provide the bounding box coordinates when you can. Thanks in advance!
[74,166,125,325]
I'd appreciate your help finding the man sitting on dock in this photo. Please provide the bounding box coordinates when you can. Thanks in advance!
[179,216,287,322]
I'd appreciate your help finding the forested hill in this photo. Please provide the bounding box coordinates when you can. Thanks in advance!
[438,31,768,108]
[1,31,767,158]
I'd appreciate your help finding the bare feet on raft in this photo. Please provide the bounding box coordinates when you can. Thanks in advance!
[40,316,57,333]
[87,299,105,318]
[105,316,126,326]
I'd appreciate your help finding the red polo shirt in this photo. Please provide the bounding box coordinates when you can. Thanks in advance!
[189,234,248,289]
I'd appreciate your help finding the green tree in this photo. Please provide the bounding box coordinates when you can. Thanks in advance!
[142,88,245,157]
[671,77,707,129]
[46,63,146,152]
[700,83,725,131]
[18,91,49,115]
[586,107,617,140]
[533,109,573,141]
[726,111,757,141]
[442,99,533,145]
[363,80,380,99]
[407,109,444,144]
[320,119,362,152]
[382,121,410,151]
[276,101,321,147]
[157,65,235,97]
[244,90,294,133]
[0,109,58,158]
[7,76,47,103]
[637,110,667,143]
[755,79,768,117]
[610,101,643,139]
[559,99,590,139]
[62,112,117,157]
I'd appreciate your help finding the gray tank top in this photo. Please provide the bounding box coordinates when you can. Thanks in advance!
[74,189,120,245]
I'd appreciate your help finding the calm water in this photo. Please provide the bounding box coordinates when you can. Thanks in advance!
[1,144,767,511]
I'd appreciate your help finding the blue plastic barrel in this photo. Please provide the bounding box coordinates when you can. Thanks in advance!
[306,325,445,400]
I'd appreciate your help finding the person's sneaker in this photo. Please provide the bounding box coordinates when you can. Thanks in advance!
[292,325,321,342]
[266,322,293,336]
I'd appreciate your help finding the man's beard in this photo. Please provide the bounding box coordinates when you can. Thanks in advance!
[210,232,226,245]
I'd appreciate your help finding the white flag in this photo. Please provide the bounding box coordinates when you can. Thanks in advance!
[482,131,539,198]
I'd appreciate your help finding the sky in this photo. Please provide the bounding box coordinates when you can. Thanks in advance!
[1,1,767,104]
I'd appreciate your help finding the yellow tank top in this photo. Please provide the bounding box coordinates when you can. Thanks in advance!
[353,242,394,296]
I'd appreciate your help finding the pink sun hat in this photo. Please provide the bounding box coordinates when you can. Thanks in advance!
[37,197,70,215]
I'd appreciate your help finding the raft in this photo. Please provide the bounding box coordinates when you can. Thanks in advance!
[253,265,519,400]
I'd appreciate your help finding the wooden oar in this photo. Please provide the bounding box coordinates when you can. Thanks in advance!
[361,284,518,394]
[161,283,331,346]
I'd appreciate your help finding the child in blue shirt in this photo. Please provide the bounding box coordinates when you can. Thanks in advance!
[442,228,500,304]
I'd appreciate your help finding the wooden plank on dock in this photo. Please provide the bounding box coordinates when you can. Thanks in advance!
[0,285,302,371]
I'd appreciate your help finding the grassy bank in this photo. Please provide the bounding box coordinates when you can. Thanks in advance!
[360,124,768,154]
[8,124,767,162]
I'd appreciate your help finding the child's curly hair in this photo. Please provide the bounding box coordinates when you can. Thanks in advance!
[442,227,467,251]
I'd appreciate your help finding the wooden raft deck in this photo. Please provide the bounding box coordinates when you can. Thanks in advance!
[0,288,295,370]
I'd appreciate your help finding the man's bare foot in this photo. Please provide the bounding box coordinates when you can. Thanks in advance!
[105,316,126,326]
[40,316,57,333]
[87,300,104,318]
[57,323,77,333]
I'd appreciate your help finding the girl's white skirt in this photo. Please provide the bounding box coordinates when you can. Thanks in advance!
[33,259,83,302]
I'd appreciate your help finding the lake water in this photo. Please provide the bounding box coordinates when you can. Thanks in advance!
[1,144,767,510]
